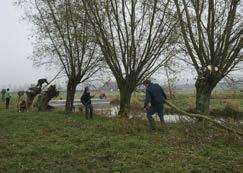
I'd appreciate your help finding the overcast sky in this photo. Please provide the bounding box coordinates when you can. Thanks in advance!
[0,1,51,88]
[0,1,241,90]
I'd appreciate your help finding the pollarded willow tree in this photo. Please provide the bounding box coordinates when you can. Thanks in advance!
[82,0,178,116]
[17,0,102,111]
[173,0,243,114]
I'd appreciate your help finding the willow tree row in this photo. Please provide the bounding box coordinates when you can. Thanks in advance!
[18,0,242,115]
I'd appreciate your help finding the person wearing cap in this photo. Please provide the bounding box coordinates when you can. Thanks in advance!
[81,86,95,119]
[143,79,167,130]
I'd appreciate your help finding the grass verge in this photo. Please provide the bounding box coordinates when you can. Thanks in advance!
[0,111,242,172]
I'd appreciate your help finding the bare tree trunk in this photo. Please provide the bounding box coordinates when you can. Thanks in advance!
[118,87,133,117]
[65,80,77,112]
[195,79,214,114]
[26,87,42,109]
[34,85,59,111]
[165,68,174,99]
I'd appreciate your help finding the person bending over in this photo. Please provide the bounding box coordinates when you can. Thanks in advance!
[36,78,48,88]
[143,79,167,130]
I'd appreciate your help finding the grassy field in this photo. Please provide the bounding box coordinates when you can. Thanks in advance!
[0,110,243,172]
[3,88,243,107]
[0,90,243,172]
[107,89,243,118]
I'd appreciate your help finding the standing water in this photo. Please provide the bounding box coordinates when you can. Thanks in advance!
[105,106,192,123]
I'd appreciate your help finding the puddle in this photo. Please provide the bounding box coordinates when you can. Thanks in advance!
[49,100,242,124]
[99,106,192,123]
[100,106,242,124]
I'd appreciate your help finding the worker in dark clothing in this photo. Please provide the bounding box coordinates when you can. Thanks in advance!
[81,86,94,119]
[1,89,6,102]
[143,79,167,130]
[5,88,11,109]
[36,78,48,88]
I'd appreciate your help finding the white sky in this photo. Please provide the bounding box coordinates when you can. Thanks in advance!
[0,1,51,88]
[0,1,241,90]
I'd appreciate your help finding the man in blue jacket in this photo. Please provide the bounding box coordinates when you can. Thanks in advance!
[143,79,167,130]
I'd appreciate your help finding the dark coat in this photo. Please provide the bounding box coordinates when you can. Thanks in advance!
[144,83,167,108]
[81,92,92,106]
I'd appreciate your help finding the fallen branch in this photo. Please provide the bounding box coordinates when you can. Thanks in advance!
[165,100,243,138]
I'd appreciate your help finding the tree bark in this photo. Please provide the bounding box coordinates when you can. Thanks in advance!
[65,80,77,112]
[118,87,133,118]
[26,87,42,109]
[195,79,214,114]
[34,85,59,111]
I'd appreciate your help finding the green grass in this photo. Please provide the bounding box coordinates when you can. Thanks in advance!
[128,89,243,117]
[0,110,242,172]
[5,88,243,108]
[1,89,243,119]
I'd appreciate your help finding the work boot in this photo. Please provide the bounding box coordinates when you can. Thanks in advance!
[148,118,156,130]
